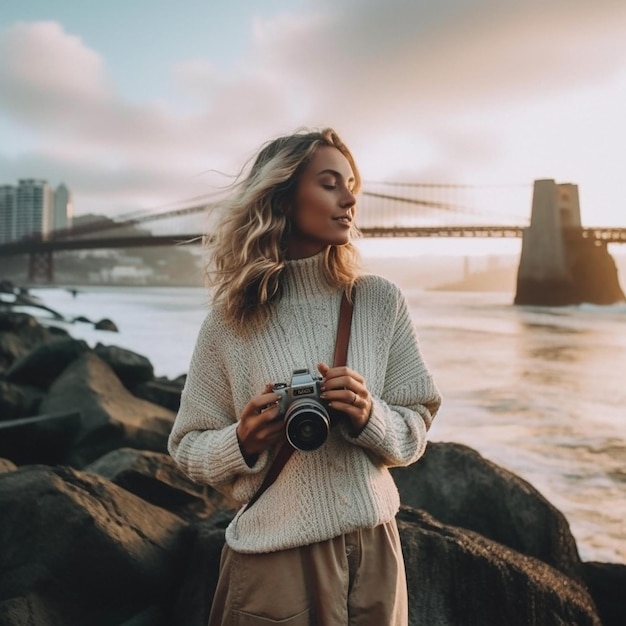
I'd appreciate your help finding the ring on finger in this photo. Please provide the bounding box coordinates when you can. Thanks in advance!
[351,391,358,405]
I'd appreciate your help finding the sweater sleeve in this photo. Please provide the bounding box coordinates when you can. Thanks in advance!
[167,313,269,499]
[340,283,441,467]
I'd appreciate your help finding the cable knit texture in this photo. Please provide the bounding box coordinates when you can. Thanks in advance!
[168,252,441,553]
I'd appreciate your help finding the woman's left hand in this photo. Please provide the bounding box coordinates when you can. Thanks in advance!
[317,362,372,436]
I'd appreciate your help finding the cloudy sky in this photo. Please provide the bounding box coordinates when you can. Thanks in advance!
[1,0,625,255]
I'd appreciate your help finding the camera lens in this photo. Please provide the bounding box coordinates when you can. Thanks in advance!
[284,401,330,451]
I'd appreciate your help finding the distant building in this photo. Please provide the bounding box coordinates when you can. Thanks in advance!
[0,179,73,242]
[53,183,73,232]
[0,185,17,244]
[15,179,54,240]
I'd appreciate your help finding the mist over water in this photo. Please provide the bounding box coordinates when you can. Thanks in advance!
[29,281,626,565]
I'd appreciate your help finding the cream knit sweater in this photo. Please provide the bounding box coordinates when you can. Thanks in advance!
[168,252,441,553]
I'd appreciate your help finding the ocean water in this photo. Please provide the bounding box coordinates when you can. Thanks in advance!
[24,280,626,565]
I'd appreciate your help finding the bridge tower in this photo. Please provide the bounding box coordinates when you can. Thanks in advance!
[515,179,624,305]
[27,249,54,284]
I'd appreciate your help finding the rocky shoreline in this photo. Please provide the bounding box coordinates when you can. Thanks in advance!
[0,309,624,626]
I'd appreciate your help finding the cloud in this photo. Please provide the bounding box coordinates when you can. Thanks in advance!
[250,0,626,121]
[231,0,626,183]
[0,1,625,218]
[0,21,254,211]
[0,21,112,125]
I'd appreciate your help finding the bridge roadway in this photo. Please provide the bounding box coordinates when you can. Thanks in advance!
[1,226,626,256]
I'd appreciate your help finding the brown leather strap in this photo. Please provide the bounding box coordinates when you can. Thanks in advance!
[244,290,354,512]
[332,290,354,369]
[244,436,295,511]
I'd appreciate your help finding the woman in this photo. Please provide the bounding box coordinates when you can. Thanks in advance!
[168,128,441,625]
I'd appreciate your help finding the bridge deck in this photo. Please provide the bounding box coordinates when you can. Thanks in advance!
[1,226,626,256]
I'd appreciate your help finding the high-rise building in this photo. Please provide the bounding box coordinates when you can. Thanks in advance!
[0,185,17,244]
[53,183,73,232]
[0,179,73,242]
[15,179,54,240]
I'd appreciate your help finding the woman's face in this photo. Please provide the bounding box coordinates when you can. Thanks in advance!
[285,145,357,260]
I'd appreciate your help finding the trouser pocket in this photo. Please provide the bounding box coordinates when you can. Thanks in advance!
[234,606,311,625]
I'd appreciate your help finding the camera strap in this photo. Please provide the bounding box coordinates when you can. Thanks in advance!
[244,289,354,513]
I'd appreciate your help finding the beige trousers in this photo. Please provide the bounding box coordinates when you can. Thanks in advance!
[208,519,407,626]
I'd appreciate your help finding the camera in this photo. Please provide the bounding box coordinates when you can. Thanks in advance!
[273,368,331,451]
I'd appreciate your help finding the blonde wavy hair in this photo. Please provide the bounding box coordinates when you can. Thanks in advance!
[205,127,363,330]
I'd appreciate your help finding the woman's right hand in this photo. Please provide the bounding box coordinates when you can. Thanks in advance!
[236,383,284,463]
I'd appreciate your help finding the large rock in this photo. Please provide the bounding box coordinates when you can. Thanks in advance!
[0,332,29,374]
[86,448,237,521]
[131,377,184,411]
[0,311,70,376]
[40,352,175,467]
[0,465,188,625]
[0,412,81,466]
[171,519,230,626]
[392,442,584,583]
[0,457,17,473]
[5,337,90,389]
[570,239,626,304]
[0,380,42,420]
[0,313,50,351]
[94,343,154,387]
[0,594,66,626]
[582,561,626,626]
[94,318,119,332]
[397,507,600,626]
[515,238,625,306]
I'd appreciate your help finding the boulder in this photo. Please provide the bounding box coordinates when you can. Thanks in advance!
[94,318,119,332]
[0,312,51,351]
[40,352,175,467]
[5,337,90,390]
[171,520,230,626]
[85,448,237,521]
[0,593,66,626]
[117,605,170,626]
[397,506,600,626]
[0,332,29,373]
[45,326,71,339]
[0,380,42,420]
[131,377,184,411]
[582,561,626,626]
[0,279,14,293]
[0,457,17,473]
[392,442,584,583]
[94,343,154,387]
[0,412,81,466]
[0,465,189,625]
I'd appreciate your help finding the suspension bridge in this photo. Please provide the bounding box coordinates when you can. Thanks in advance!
[0,179,625,303]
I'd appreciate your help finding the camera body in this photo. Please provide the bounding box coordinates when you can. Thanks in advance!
[273,368,331,451]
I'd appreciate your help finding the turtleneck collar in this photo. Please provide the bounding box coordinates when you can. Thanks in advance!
[282,251,338,301]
